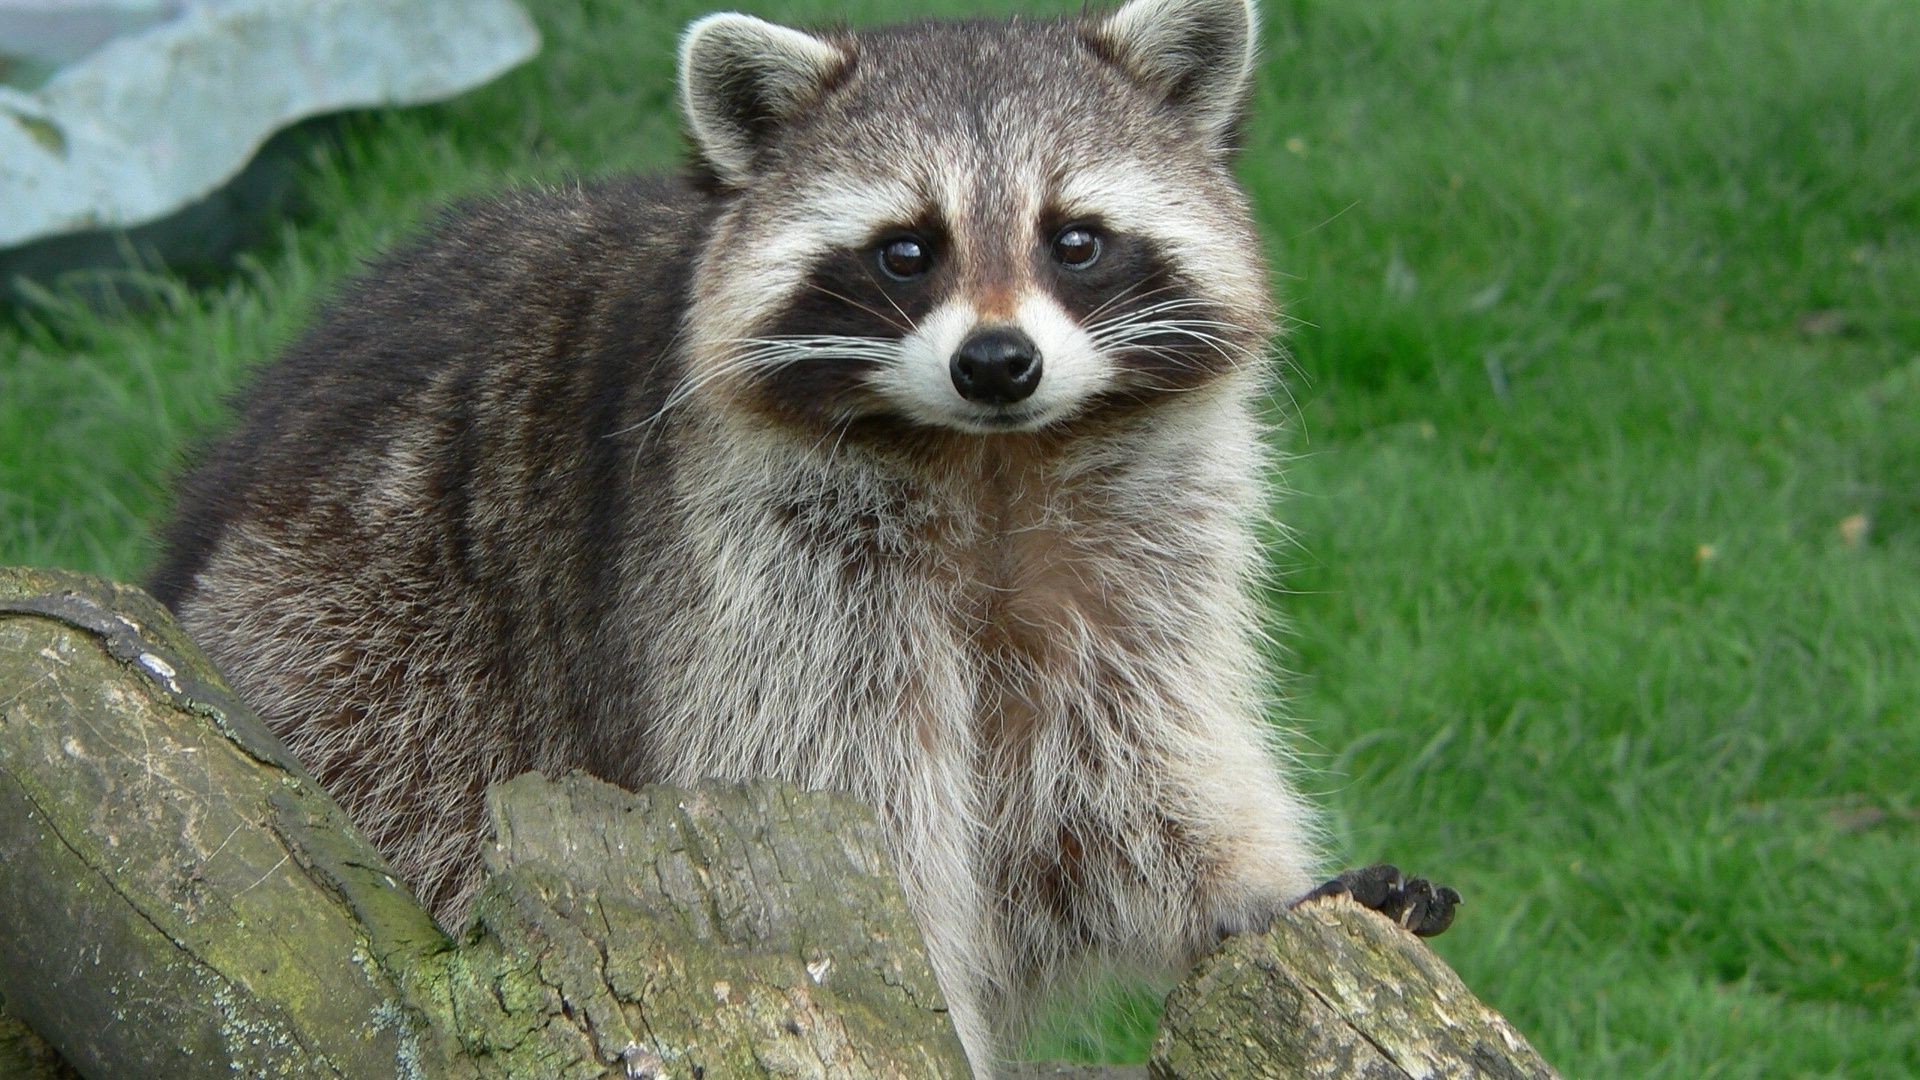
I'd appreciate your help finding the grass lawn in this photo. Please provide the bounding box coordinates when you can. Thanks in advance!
[4,0,1917,1074]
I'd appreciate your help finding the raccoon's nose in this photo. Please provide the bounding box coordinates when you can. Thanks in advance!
[950,327,1042,406]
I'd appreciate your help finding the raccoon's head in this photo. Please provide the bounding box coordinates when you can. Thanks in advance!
[677,0,1274,442]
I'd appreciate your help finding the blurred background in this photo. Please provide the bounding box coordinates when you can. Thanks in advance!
[3,0,1916,1074]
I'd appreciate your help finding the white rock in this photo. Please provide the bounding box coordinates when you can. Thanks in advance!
[0,0,539,248]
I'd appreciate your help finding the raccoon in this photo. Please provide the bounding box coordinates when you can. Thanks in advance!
[150,0,1454,1070]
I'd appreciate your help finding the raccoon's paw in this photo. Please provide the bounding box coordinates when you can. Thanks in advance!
[1293,863,1461,938]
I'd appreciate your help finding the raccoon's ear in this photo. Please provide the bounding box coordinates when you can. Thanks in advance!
[678,13,852,186]
[1087,0,1258,152]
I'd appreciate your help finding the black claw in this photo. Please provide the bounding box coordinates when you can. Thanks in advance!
[1294,863,1461,938]
[1382,876,1429,924]
[1342,863,1406,911]
[1417,885,1462,937]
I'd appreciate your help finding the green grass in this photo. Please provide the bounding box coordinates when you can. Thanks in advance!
[5,0,1918,1074]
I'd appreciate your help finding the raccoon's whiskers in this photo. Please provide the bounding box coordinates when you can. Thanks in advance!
[1089,312,1260,375]
[1082,279,1182,324]
[804,281,915,334]
[636,334,901,430]
[1089,296,1219,328]
[862,280,922,335]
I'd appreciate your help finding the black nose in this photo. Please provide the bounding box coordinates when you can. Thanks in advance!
[950,327,1042,406]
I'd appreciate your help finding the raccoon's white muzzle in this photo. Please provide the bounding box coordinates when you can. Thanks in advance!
[873,294,1109,434]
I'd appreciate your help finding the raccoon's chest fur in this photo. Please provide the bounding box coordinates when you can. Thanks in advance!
[638,405,1280,987]
[650,414,1253,780]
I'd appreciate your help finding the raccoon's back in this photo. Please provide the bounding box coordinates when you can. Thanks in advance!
[145,175,711,914]
[152,175,709,609]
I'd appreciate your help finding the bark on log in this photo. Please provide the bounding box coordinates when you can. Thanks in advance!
[436,773,969,1077]
[0,567,448,1078]
[0,566,1555,1078]
[1152,899,1560,1079]
[0,567,964,1078]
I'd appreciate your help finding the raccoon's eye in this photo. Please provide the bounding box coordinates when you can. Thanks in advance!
[878,236,932,281]
[1052,226,1102,270]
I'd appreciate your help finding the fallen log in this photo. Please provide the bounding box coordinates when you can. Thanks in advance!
[0,567,963,1078]
[0,567,1556,1078]
[1153,900,1559,1078]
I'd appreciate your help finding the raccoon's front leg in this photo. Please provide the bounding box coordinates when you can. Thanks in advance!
[1160,735,1460,945]
[1293,863,1462,938]
[1158,728,1324,954]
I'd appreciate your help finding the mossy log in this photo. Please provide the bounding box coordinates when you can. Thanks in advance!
[0,567,963,1078]
[0,567,1555,1078]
